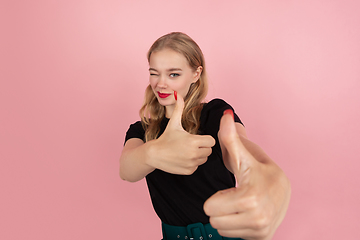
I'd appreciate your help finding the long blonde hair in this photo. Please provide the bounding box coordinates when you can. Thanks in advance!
[140,32,208,142]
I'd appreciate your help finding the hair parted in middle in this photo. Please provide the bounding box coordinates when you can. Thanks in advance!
[140,32,209,142]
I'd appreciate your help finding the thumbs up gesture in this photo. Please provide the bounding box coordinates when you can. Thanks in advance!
[148,92,215,175]
[203,110,291,240]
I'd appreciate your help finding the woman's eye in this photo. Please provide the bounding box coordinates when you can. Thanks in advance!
[150,73,158,76]
[170,73,180,77]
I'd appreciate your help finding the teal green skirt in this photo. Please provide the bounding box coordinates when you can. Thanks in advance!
[162,222,244,240]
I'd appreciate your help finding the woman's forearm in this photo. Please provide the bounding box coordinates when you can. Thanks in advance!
[119,138,156,182]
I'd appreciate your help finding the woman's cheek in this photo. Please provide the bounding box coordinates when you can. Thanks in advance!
[172,82,186,94]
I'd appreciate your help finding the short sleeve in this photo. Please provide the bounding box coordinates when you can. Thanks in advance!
[124,121,145,145]
[200,98,243,139]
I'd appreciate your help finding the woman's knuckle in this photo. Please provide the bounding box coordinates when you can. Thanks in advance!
[209,217,220,229]
[253,213,271,230]
[255,225,271,238]
[185,166,197,175]
[242,195,259,210]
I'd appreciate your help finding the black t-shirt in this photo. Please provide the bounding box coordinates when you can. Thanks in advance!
[124,99,243,226]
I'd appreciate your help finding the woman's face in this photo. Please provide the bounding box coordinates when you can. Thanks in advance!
[149,48,202,117]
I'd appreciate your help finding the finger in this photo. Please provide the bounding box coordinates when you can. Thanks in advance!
[215,227,269,240]
[194,135,216,148]
[219,111,244,173]
[196,147,213,159]
[219,110,254,182]
[209,212,255,231]
[209,209,273,239]
[193,157,208,166]
[213,214,274,240]
[204,190,234,216]
[167,91,185,129]
[204,187,243,216]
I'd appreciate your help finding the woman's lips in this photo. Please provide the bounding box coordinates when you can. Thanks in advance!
[157,92,172,99]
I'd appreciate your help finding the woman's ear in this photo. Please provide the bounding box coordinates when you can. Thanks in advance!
[192,66,203,83]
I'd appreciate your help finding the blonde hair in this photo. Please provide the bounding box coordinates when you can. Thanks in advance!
[140,32,208,142]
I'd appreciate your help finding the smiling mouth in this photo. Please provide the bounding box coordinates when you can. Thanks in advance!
[157,92,172,98]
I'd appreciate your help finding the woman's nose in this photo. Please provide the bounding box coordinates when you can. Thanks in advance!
[157,75,167,88]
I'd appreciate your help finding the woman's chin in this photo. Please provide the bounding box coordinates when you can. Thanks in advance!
[157,98,174,106]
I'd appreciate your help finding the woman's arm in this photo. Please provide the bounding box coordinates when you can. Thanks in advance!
[119,138,156,182]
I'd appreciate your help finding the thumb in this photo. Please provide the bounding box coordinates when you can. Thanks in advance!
[219,110,254,185]
[167,91,185,130]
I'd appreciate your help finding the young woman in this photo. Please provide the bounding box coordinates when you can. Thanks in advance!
[120,32,291,240]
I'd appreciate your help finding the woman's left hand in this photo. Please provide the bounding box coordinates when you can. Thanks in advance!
[203,111,291,240]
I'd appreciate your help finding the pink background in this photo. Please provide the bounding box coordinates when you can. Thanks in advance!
[1,0,359,239]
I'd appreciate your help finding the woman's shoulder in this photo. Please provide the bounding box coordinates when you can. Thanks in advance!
[127,120,143,130]
[201,98,242,128]
[124,121,145,143]
[202,98,235,114]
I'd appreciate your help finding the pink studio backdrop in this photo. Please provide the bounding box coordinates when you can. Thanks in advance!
[1,1,359,239]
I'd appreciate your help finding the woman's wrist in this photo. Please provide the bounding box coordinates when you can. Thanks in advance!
[144,138,160,170]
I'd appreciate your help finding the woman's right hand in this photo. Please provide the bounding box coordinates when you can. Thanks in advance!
[120,94,215,182]
[147,93,215,175]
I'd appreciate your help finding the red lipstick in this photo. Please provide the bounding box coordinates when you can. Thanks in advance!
[157,92,171,99]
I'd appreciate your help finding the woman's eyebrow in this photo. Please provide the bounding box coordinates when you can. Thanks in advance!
[167,68,182,71]
[149,68,183,72]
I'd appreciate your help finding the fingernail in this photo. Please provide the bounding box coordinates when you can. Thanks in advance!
[174,91,177,101]
[223,109,234,120]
